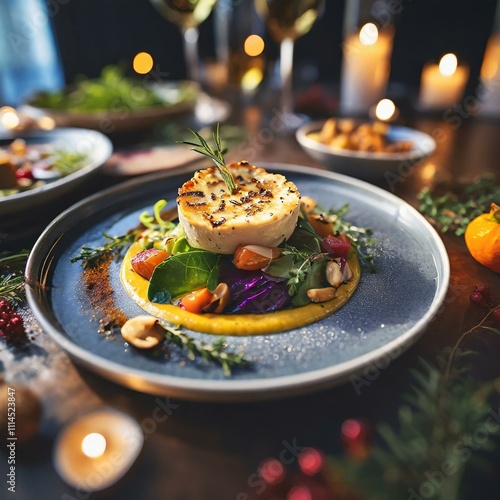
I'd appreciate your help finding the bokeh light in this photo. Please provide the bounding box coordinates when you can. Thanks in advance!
[244,34,265,57]
[259,457,285,485]
[287,485,313,500]
[375,98,396,121]
[298,447,325,476]
[133,52,154,74]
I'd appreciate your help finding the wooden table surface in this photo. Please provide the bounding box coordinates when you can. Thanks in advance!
[1,100,499,500]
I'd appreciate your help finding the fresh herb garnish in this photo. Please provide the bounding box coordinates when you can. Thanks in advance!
[161,323,249,376]
[418,174,500,236]
[71,231,140,268]
[0,251,30,303]
[178,123,237,194]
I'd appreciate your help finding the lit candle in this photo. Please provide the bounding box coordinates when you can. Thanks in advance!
[371,98,399,122]
[53,408,143,492]
[478,33,500,116]
[340,23,394,115]
[419,53,469,110]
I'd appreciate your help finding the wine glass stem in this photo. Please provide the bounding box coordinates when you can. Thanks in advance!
[280,38,295,116]
[182,27,200,81]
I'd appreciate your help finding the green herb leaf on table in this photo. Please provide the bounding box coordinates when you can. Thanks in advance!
[418,174,500,236]
[148,250,220,303]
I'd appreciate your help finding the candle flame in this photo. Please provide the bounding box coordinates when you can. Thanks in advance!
[133,52,154,75]
[359,23,378,46]
[375,98,396,121]
[0,107,20,130]
[439,53,458,76]
[81,433,107,458]
[244,35,265,57]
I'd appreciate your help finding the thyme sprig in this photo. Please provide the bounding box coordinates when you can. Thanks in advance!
[161,323,250,376]
[0,250,30,303]
[71,231,140,268]
[281,246,327,296]
[418,174,500,236]
[178,123,237,194]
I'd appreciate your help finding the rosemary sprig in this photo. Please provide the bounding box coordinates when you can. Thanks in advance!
[0,250,30,303]
[178,123,237,194]
[161,323,250,376]
[71,231,140,268]
[418,174,500,236]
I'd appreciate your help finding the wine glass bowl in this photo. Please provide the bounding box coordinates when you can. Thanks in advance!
[149,0,218,81]
[255,0,324,126]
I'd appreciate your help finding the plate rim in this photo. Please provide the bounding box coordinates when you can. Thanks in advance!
[296,120,437,161]
[26,163,450,402]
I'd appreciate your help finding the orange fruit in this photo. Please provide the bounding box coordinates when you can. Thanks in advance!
[465,203,500,273]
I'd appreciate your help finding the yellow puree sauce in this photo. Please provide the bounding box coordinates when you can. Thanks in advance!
[120,242,360,336]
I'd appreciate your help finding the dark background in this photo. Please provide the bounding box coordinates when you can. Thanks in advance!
[51,0,499,95]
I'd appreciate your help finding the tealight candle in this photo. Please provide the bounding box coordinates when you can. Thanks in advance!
[419,53,470,110]
[340,23,394,115]
[53,408,143,492]
[370,98,399,122]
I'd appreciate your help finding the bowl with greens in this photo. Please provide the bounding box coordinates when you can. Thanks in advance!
[23,66,199,133]
[0,128,112,216]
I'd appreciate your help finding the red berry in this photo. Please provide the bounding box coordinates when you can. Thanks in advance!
[475,284,488,294]
[493,308,500,323]
[470,292,483,304]
[0,299,26,344]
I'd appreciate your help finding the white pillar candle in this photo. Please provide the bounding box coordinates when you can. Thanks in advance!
[478,33,500,116]
[340,23,394,115]
[419,53,469,110]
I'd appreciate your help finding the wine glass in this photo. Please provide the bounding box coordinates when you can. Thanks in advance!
[254,0,324,128]
[150,0,218,81]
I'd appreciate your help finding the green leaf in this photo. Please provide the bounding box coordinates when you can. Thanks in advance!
[266,254,295,279]
[293,259,327,306]
[148,250,220,302]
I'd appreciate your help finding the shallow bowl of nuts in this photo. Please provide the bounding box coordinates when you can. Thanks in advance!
[296,119,436,181]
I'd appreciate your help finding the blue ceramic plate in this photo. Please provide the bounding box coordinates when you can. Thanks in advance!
[26,164,449,402]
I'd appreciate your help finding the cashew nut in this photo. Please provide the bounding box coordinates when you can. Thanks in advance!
[307,287,336,303]
[326,261,343,287]
[121,315,165,349]
[342,262,353,282]
[203,282,230,313]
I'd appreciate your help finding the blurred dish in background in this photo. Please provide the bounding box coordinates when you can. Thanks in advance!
[0,128,112,217]
[296,120,436,180]
[20,66,199,133]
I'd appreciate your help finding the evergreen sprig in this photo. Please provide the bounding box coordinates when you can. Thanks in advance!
[161,323,250,376]
[0,250,30,303]
[178,123,237,194]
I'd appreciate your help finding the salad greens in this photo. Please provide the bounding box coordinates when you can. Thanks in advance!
[148,251,220,304]
[29,65,196,112]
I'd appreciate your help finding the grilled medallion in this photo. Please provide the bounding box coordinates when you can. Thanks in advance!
[177,161,301,254]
